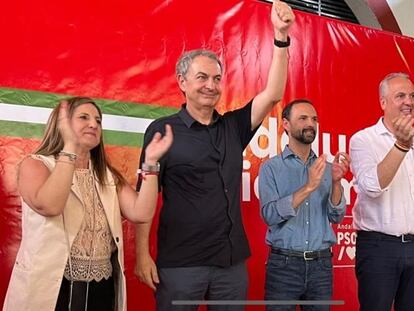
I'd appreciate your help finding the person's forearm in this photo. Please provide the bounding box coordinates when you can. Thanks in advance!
[129,176,159,223]
[292,184,313,210]
[263,40,289,103]
[135,222,152,257]
[30,161,75,216]
[330,181,343,206]
[251,42,288,129]
[377,145,407,189]
[132,156,161,222]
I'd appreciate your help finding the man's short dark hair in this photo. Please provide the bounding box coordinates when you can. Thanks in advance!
[282,99,314,120]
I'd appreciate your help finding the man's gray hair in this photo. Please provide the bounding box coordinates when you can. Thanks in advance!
[175,49,223,78]
[379,72,410,99]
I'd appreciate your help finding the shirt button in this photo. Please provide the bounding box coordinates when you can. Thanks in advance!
[224,189,228,193]
[305,240,309,244]
[305,202,309,206]
[306,221,309,225]
[115,237,120,243]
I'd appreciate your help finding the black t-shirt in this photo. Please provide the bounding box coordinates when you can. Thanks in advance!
[137,100,259,268]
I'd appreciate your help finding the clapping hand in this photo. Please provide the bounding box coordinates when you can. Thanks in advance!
[58,100,79,151]
[332,152,350,183]
[392,115,414,148]
[144,124,173,164]
[307,154,327,192]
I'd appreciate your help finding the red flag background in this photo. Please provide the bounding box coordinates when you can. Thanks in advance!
[1,0,414,310]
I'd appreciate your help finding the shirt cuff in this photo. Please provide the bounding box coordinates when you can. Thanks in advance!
[276,194,297,220]
[328,186,346,211]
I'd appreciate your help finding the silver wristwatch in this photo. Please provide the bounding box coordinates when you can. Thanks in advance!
[141,162,160,172]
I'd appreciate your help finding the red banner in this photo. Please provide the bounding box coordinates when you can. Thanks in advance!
[1,0,414,310]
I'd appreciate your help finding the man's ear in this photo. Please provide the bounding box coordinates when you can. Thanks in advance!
[282,118,290,134]
[380,97,386,111]
[177,74,186,93]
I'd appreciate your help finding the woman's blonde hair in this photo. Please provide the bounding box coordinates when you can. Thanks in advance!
[35,96,126,187]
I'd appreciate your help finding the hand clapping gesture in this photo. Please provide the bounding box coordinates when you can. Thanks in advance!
[57,100,79,151]
[307,154,327,192]
[332,152,350,183]
[392,115,414,149]
[144,125,173,164]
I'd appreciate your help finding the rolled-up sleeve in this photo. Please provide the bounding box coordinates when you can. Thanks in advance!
[350,131,385,198]
[258,162,297,226]
[327,186,346,223]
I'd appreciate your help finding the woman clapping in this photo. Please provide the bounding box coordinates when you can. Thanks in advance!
[4,97,172,311]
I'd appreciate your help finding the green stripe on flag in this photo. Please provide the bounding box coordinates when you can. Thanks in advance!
[103,130,144,147]
[0,87,178,119]
[0,120,144,147]
[0,120,45,139]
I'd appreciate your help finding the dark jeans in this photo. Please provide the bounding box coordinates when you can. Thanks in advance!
[55,276,114,311]
[265,253,333,311]
[156,261,248,311]
[356,233,414,311]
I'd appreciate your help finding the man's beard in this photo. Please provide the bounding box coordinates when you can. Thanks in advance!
[292,127,316,144]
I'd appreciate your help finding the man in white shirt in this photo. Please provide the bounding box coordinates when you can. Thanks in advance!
[350,72,414,311]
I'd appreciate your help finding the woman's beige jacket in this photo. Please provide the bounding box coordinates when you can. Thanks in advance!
[3,155,127,311]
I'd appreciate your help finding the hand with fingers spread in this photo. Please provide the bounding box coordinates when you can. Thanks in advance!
[57,100,79,152]
[392,115,414,148]
[332,152,350,183]
[272,0,295,35]
[306,154,327,192]
[144,124,173,164]
[135,252,159,291]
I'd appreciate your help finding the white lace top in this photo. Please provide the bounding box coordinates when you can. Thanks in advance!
[64,169,116,282]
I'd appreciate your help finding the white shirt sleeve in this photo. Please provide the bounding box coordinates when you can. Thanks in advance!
[350,129,386,198]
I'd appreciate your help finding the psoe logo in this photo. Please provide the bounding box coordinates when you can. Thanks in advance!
[333,216,356,267]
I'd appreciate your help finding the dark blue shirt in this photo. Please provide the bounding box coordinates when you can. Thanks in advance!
[258,146,346,251]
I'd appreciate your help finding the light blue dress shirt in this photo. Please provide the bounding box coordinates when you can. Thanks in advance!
[259,146,346,252]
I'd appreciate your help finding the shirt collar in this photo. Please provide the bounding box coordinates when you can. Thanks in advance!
[281,145,317,161]
[374,117,393,136]
[178,104,221,128]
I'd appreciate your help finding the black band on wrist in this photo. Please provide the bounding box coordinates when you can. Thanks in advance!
[394,142,410,153]
[274,36,290,48]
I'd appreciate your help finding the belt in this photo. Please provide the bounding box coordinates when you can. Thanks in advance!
[270,247,332,261]
[357,231,414,243]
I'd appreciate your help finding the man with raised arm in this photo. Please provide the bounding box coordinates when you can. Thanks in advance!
[135,1,295,310]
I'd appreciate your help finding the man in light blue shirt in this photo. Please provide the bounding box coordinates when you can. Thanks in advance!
[258,99,349,311]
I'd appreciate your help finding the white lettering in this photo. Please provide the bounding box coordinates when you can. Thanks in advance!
[337,232,357,245]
